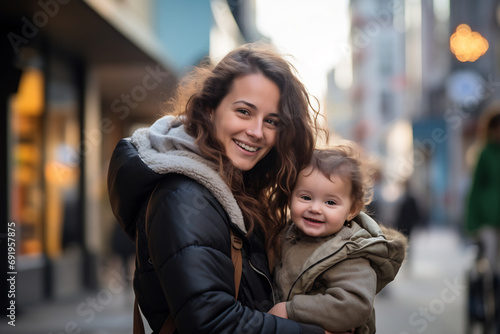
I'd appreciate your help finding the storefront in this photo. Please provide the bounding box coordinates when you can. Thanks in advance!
[1,0,178,310]
[4,42,86,307]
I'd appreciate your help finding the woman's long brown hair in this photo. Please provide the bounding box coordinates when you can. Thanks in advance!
[166,43,322,255]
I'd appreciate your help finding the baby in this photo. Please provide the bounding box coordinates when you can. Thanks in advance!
[269,142,407,334]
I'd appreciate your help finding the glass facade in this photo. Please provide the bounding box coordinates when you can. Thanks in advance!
[10,51,83,259]
[10,62,45,257]
[7,47,85,304]
[44,55,82,258]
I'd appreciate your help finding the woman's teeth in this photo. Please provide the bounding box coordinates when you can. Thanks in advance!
[235,140,259,152]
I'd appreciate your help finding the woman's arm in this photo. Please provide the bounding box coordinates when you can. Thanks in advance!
[285,257,376,333]
[146,176,324,333]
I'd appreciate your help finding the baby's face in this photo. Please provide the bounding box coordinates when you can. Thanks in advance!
[290,167,355,237]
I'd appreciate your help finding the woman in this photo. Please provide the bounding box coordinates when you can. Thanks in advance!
[108,43,328,333]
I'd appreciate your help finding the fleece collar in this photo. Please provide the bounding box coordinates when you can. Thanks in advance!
[131,115,247,234]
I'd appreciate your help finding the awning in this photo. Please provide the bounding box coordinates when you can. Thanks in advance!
[1,0,179,120]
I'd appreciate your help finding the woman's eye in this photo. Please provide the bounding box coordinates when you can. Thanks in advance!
[326,200,336,206]
[265,118,278,126]
[236,109,250,115]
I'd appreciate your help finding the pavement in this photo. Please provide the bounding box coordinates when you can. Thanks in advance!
[0,262,137,334]
[0,227,474,334]
[375,226,473,334]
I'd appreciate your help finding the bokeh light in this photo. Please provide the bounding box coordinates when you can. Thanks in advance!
[450,24,489,62]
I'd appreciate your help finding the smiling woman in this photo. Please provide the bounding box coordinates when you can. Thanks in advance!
[211,73,280,171]
[108,43,327,334]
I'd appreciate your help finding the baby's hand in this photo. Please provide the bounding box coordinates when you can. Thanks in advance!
[268,302,288,319]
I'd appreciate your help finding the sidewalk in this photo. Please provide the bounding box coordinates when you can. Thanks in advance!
[0,265,136,334]
[375,226,472,334]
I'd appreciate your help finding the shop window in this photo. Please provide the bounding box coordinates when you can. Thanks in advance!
[44,58,82,258]
[10,66,45,256]
[10,54,82,260]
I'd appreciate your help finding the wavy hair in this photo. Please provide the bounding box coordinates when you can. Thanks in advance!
[166,43,322,252]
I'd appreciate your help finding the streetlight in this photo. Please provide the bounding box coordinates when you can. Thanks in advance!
[450,24,489,62]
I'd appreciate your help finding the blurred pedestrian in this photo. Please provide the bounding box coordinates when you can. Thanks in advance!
[366,159,383,222]
[465,101,500,333]
[108,43,335,333]
[395,180,422,243]
[466,102,500,272]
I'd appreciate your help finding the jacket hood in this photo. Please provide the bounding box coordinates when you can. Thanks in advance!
[107,115,246,239]
[289,212,408,298]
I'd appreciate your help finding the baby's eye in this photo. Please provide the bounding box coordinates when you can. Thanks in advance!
[326,200,336,206]
[300,195,311,201]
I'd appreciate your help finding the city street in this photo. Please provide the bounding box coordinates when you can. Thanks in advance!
[375,227,471,334]
[0,226,472,334]
[3,2,498,334]
[0,263,137,334]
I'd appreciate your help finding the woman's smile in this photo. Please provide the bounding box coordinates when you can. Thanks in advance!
[234,139,260,153]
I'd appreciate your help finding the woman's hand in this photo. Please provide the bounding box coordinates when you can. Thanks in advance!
[268,302,288,319]
[325,329,355,334]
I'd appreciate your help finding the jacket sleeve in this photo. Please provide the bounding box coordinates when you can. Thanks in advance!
[146,175,324,334]
[286,257,376,333]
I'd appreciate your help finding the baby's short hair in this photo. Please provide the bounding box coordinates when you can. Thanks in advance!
[307,140,377,215]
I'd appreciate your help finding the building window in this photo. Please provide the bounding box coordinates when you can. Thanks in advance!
[10,65,45,256]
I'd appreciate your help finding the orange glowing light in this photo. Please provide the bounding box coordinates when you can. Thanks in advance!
[450,24,489,62]
[12,67,45,115]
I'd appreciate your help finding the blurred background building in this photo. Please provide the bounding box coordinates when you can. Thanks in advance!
[326,0,500,232]
[2,0,500,333]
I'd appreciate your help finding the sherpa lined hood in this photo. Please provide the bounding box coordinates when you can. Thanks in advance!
[107,115,246,239]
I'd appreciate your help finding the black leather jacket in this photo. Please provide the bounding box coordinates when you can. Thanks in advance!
[108,139,323,334]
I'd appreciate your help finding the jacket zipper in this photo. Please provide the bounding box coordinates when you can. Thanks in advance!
[286,241,355,301]
[286,225,391,300]
[249,259,276,305]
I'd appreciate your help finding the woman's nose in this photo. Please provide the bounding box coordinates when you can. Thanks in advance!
[246,120,263,139]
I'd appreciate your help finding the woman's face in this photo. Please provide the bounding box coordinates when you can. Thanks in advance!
[212,73,280,171]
